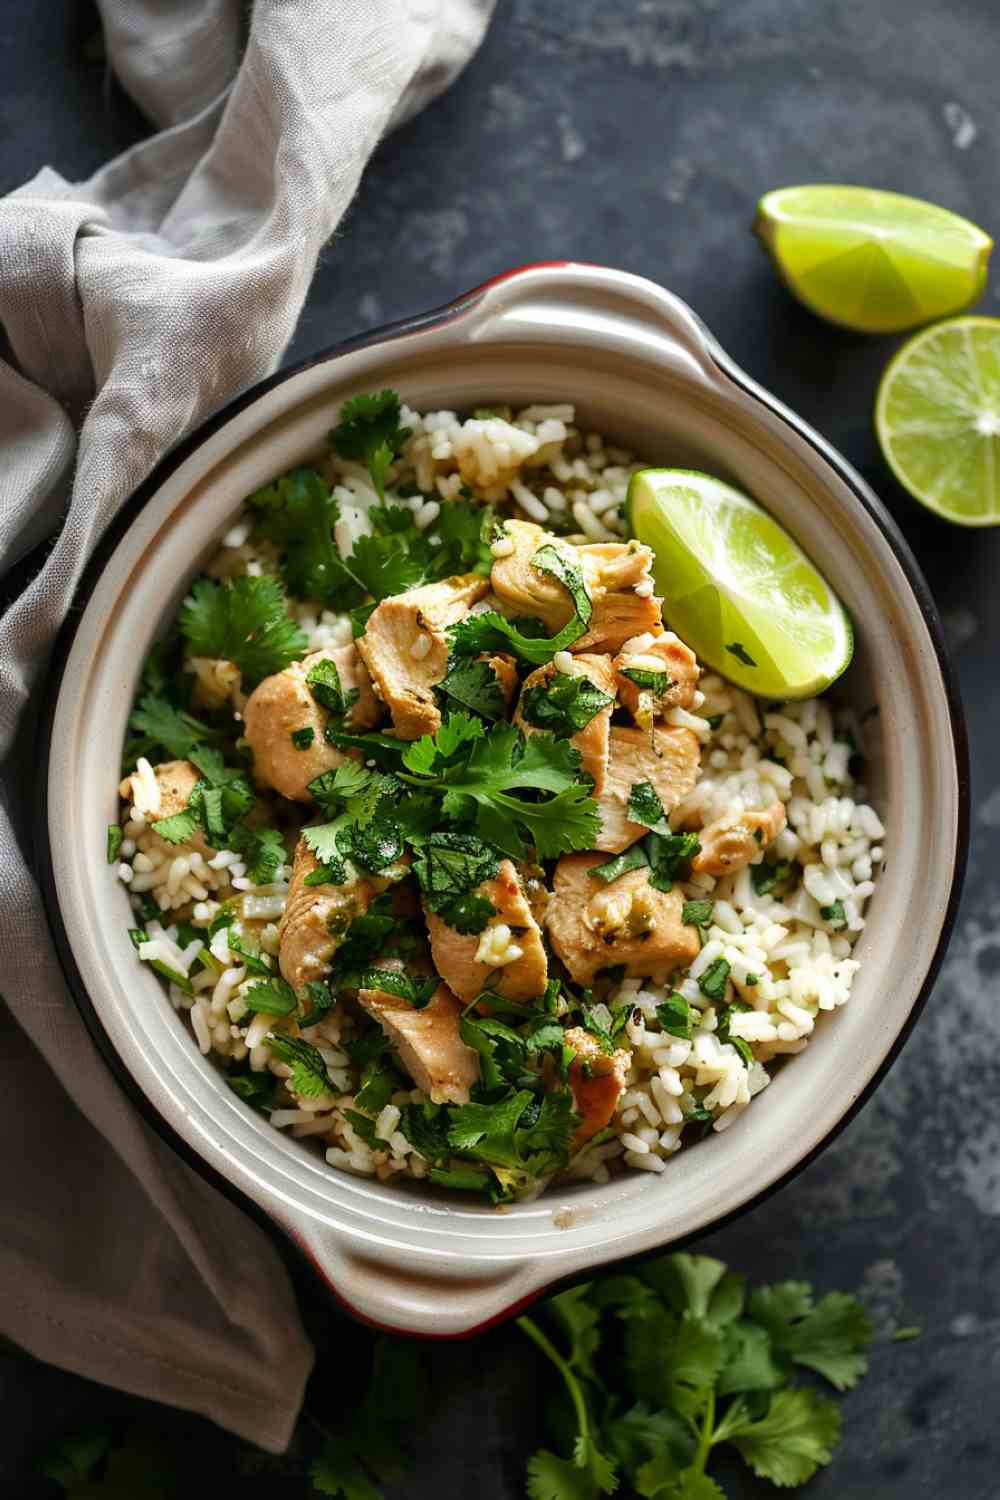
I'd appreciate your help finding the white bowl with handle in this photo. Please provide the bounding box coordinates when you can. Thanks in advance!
[37,263,968,1335]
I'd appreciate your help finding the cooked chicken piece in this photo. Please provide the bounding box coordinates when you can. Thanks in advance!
[595,725,701,853]
[490,520,662,652]
[243,645,378,802]
[358,977,479,1105]
[188,655,243,711]
[547,853,700,986]
[423,859,548,1005]
[563,1026,631,1152]
[613,632,700,726]
[692,800,787,877]
[356,574,489,740]
[484,652,519,711]
[119,759,214,855]
[513,653,617,794]
[278,837,384,990]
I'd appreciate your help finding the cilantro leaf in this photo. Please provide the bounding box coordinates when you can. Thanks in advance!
[411,831,501,932]
[437,657,506,720]
[358,967,437,1009]
[265,1033,330,1096]
[242,977,297,1016]
[747,1282,872,1390]
[291,726,315,749]
[128,694,210,761]
[820,899,848,931]
[698,958,731,1004]
[751,857,792,897]
[591,845,649,883]
[726,1387,841,1487]
[447,1089,534,1149]
[521,672,614,739]
[329,388,410,499]
[656,994,694,1039]
[228,824,287,886]
[621,667,671,695]
[178,575,307,685]
[307,657,359,720]
[532,542,594,627]
[628,780,666,829]
[448,609,587,666]
[644,830,700,891]
[248,465,365,607]
[151,807,201,845]
[681,900,714,929]
[527,1449,607,1500]
[725,641,758,668]
[310,1435,385,1500]
[107,824,123,863]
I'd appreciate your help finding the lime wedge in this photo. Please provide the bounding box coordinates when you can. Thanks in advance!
[627,470,853,699]
[755,185,991,334]
[875,315,1000,525]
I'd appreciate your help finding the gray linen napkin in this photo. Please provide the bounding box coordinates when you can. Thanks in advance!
[0,0,493,1451]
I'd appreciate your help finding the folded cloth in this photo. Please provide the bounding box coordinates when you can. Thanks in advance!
[0,0,493,1451]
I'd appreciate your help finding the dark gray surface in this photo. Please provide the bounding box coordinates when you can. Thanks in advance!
[4,2,1000,1495]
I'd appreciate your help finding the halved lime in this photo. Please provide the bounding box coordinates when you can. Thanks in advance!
[627,470,853,699]
[875,315,1000,525]
[755,185,992,334]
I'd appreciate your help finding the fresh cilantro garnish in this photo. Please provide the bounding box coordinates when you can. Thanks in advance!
[706,712,724,731]
[521,672,614,739]
[682,899,715,929]
[531,542,593,626]
[150,807,201,845]
[306,657,358,719]
[621,666,671,694]
[225,927,274,975]
[106,824,123,864]
[128,927,193,994]
[297,980,336,1029]
[591,845,649,883]
[329,388,411,499]
[309,761,376,815]
[698,957,731,1004]
[820,899,847,930]
[228,824,287,886]
[128,694,211,762]
[358,967,438,1009]
[448,609,587,666]
[411,831,500,933]
[446,1089,534,1149]
[657,993,695,1039]
[291,726,315,749]
[226,1070,279,1111]
[627,780,666,829]
[645,829,701,891]
[725,641,758,668]
[717,1000,753,1064]
[401,713,600,860]
[751,858,792,897]
[429,1165,494,1193]
[178,575,307,685]
[242,977,297,1016]
[354,1053,403,1116]
[248,465,364,607]
[437,657,506,721]
[265,1033,331,1097]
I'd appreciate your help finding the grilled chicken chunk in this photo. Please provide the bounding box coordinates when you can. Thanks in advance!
[490,521,662,653]
[596,725,701,853]
[563,1026,631,1152]
[423,858,548,1004]
[613,632,700,726]
[356,574,489,740]
[513,653,617,795]
[547,853,699,986]
[120,759,213,855]
[484,652,520,711]
[278,837,382,990]
[357,977,479,1104]
[692,800,787,877]
[244,645,378,802]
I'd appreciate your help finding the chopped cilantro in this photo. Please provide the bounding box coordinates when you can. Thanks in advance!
[706,712,724,731]
[682,899,715,930]
[228,824,287,886]
[225,928,274,975]
[820,899,847,931]
[358,967,438,1009]
[531,543,593,626]
[725,641,758,668]
[265,1033,330,1096]
[248,465,364,608]
[291,726,315,750]
[242,977,297,1015]
[342,1109,389,1150]
[151,806,201,845]
[127,694,211,762]
[627,780,666,829]
[178,574,307,685]
[751,858,792,897]
[621,666,671,694]
[306,657,358,719]
[591,844,649,883]
[437,657,506,721]
[354,1054,402,1115]
[520,671,614,739]
[411,831,500,933]
[448,609,587,666]
[645,829,701,892]
[717,1000,754,1064]
[429,1165,493,1193]
[226,1071,279,1111]
[128,928,193,994]
[329,388,410,499]
[297,980,336,1029]
[106,824,123,864]
[657,993,695,1039]
[698,957,731,1004]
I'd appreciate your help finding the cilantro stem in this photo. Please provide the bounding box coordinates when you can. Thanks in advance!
[692,1388,716,1475]
[517,1315,591,1455]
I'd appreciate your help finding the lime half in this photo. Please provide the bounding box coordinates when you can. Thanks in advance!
[627,470,853,699]
[876,315,1000,525]
[755,184,992,334]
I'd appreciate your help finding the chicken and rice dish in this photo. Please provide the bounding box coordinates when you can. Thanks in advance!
[111,392,884,1203]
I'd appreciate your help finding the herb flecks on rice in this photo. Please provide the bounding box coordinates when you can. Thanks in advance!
[112,392,884,1202]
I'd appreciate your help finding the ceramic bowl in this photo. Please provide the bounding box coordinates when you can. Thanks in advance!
[38,264,968,1335]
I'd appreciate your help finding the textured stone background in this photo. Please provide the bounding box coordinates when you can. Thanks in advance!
[3,1,999,1495]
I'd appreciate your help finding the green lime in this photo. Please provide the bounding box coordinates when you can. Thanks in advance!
[875,315,1000,525]
[755,184,992,334]
[627,470,853,699]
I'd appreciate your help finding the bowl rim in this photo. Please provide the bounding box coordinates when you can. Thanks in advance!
[32,262,970,1332]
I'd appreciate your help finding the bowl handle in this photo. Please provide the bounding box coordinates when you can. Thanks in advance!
[284,1217,552,1336]
[459,262,724,386]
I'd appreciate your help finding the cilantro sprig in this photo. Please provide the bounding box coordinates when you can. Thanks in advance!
[179,575,308,685]
[328,388,411,499]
